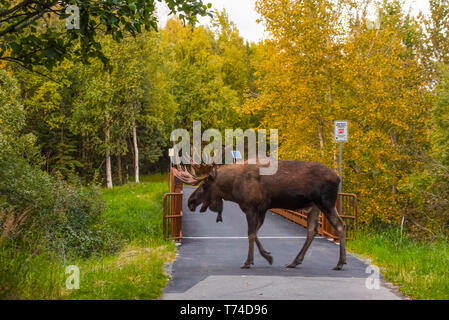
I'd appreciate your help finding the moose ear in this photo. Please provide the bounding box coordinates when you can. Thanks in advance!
[209,165,218,180]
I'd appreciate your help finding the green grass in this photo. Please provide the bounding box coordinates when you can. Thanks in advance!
[66,243,174,300]
[101,176,169,243]
[0,174,175,300]
[67,175,175,299]
[348,228,449,300]
[0,244,65,299]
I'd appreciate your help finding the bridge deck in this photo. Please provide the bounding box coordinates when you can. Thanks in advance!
[162,186,402,300]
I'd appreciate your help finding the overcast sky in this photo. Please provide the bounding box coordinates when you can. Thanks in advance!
[157,0,431,43]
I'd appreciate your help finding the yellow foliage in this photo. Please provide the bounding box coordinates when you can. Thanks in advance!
[249,0,431,224]
[0,49,10,69]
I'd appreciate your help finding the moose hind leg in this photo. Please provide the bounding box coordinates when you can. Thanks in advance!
[241,209,258,269]
[255,237,270,254]
[324,207,347,270]
[286,206,320,268]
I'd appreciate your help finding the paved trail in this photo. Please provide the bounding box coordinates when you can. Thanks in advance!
[162,187,402,300]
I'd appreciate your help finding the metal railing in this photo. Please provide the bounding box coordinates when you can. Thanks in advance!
[163,192,183,241]
[163,168,184,242]
[271,193,358,241]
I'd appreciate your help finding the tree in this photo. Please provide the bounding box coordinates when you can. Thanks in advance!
[70,59,117,188]
[341,0,430,224]
[11,60,84,177]
[4,6,257,187]
[421,0,449,76]
[0,0,212,70]
[68,30,177,187]
[8,27,178,186]
[162,18,244,132]
[212,10,248,101]
[251,0,431,224]
[0,69,40,162]
[106,31,177,183]
[251,0,348,163]
[404,64,449,237]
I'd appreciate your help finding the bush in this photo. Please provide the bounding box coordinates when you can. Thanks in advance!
[42,179,120,258]
[0,69,118,257]
[0,160,120,257]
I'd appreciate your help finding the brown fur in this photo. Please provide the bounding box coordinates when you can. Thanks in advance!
[187,160,347,270]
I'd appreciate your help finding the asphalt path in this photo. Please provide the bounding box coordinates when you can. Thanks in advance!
[162,186,403,300]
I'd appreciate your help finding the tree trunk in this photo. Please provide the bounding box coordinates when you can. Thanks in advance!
[105,116,113,189]
[82,132,86,162]
[318,125,325,158]
[330,122,338,172]
[117,153,123,185]
[132,119,140,183]
[333,142,338,172]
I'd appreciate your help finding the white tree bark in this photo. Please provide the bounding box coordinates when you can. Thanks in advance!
[318,125,325,158]
[132,119,140,183]
[105,116,113,189]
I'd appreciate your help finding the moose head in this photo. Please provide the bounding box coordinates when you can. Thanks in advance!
[173,163,224,222]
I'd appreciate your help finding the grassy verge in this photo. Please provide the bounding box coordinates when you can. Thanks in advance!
[0,244,65,299]
[347,228,449,300]
[0,174,175,300]
[102,173,169,243]
[66,243,174,300]
[67,173,174,299]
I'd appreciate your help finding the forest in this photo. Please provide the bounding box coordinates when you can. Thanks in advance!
[1,0,449,299]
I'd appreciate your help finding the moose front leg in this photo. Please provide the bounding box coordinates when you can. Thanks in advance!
[241,209,258,269]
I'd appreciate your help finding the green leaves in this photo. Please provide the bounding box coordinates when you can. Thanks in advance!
[162,17,249,132]
[0,70,40,162]
[0,0,211,71]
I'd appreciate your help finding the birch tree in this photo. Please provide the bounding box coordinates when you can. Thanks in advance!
[250,0,431,223]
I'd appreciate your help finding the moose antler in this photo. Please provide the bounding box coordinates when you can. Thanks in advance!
[172,146,214,185]
[172,166,208,185]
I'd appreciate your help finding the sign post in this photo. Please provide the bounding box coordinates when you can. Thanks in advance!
[334,121,348,208]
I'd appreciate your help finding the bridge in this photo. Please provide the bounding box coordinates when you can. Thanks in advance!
[161,182,402,300]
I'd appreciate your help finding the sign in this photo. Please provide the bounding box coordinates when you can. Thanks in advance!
[232,150,242,160]
[334,121,348,142]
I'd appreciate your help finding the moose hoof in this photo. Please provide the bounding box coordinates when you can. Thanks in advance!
[241,261,254,269]
[263,254,273,265]
[285,262,298,269]
[333,265,343,271]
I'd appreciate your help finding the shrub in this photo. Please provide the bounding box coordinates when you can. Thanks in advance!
[0,69,118,257]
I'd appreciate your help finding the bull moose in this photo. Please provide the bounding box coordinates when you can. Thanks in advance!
[173,160,347,270]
